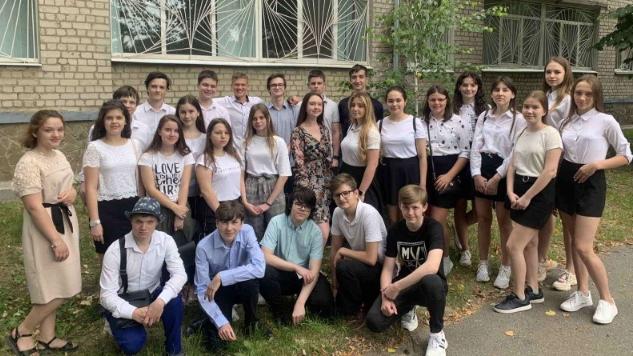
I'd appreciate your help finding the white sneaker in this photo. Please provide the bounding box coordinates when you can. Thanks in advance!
[459,250,472,267]
[537,262,547,282]
[257,293,266,305]
[552,270,577,291]
[425,330,448,356]
[493,265,511,289]
[232,305,240,321]
[442,257,454,276]
[476,261,490,282]
[593,300,618,324]
[560,291,593,312]
[401,307,419,331]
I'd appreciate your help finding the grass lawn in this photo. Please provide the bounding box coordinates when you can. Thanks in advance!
[1,164,632,355]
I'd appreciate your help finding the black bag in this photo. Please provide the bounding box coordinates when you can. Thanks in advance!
[426,119,461,195]
[112,238,152,329]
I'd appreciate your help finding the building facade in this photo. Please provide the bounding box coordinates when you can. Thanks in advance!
[0,0,631,184]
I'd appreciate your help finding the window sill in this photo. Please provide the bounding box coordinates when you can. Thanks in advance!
[481,67,597,74]
[111,55,369,69]
[0,61,41,67]
[614,69,633,75]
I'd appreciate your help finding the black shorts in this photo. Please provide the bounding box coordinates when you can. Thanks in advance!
[460,162,475,200]
[474,153,507,202]
[379,156,420,206]
[427,154,465,209]
[508,175,555,229]
[556,160,606,218]
[95,196,138,254]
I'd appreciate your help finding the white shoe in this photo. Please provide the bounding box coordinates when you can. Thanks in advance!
[257,293,266,305]
[425,330,448,356]
[442,257,454,276]
[476,261,490,282]
[593,300,618,324]
[552,270,577,291]
[560,291,593,312]
[459,250,472,267]
[401,307,419,331]
[493,265,511,289]
[232,305,240,321]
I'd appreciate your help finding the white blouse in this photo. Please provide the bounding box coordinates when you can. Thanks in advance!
[561,109,633,164]
[379,115,426,158]
[426,114,472,158]
[196,153,242,201]
[83,139,141,201]
[241,135,292,177]
[459,103,479,133]
[341,124,380,167]
[470,109,527,178]
[546,91,571,129]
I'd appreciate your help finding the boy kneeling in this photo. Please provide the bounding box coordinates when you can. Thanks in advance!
[366,185,448,356]
[194,201,265,349]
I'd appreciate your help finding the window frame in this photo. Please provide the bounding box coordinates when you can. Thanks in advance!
[0,0,40,65]
[109,0,370,67]
[482,1,598,71]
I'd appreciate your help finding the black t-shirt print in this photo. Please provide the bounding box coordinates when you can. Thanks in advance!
[385,217,445,281]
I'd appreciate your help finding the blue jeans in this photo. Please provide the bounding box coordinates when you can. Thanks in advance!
[104,288,183,355]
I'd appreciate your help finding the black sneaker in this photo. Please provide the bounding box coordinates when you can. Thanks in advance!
[525,286,544,304]
[493,293,532,314]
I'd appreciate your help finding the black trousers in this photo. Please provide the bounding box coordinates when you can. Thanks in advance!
[202,279,259,342]
[260,266,334,320]
[366,274,447,333]
[335,259,382,316]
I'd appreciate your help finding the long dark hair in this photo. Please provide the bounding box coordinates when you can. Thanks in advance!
[490,76,518,137]
[453,72,486,116]
[146,115,191,156]
[423,85,452,122]
[176,95,206,133]
[296,93,324,127]
[560,75,605,132]
[202,118,241,169]
[91,100,131,141]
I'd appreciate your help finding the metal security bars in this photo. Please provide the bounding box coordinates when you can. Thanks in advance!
[111,0,368,65]
[483,1,597,70]
[0,0,39,63]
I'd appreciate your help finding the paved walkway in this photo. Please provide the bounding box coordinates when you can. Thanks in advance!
[371,245,632,356]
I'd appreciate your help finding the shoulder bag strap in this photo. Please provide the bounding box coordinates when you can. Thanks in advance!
[119,237,129,294]
[426,119,438,182]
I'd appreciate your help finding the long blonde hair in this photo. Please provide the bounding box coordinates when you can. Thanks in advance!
[244,103,277,156]
[542,56,574,110]
[348,92,377,163]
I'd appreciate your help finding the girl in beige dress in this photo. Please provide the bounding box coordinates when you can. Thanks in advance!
[7,110,81,355]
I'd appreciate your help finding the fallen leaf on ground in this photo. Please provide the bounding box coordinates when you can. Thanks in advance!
[504,330,514,337]
[387,347,397,353]
[545,310,556,316]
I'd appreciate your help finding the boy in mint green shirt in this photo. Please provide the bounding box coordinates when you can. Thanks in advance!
[260,188,334,325]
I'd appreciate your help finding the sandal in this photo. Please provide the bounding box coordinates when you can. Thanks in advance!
[36,336,78,352]
[5,328,39,356]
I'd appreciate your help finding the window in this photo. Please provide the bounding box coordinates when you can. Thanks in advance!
[484,1,597,69]
[0,0,39,63]
[617,49,633,72]
[111,0,368,65]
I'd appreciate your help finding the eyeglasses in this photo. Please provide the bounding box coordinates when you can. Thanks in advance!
[270,83,285,88]
[293,201,312,211]
[333,189,355,200]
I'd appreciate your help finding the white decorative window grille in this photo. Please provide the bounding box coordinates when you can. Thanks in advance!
[111,0,368,64]
[484,1,597,69]
[0,0,39,63]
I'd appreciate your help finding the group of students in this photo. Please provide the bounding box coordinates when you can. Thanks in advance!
[8,58,632,356]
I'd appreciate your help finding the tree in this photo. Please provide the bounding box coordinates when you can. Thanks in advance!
[595,4,633,70]
[371,0,505,114]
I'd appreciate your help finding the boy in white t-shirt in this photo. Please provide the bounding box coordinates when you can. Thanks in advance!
[330,173,387,318]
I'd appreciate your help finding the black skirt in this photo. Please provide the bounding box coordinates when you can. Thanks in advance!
[378,156,420,206]
[474,153,507,202]
[427,154,467,209]
[340,163,385,214]
[95,196,138,254]
[556,159,606,218]
[508,175,555,229]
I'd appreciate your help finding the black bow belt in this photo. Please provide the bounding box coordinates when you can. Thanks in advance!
[42,203,74,234]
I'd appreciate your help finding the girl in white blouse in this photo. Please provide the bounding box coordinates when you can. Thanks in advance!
[241,103,292,239]
[378,86,427,225]
[176,95,207,230]
[139,115,194,237]
[452,72,488,267]
[83,100,141,262]
[541,57,576,291]
[423,85,472,275]
[196,118,251,233]
[493,91,562,314]
[470,77,526,288]
[556,75,632,324]
[340,92,382,212]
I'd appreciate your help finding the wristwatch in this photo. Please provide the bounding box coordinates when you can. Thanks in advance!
[89,219,101,228]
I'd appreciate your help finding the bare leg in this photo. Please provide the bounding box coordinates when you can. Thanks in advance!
[16,298,66,351]
[538,215,554,263]
[474,198,493,261]
[524,234,540,292]
[38,308,72,348]
[574,215,613,302]
[507,223,537,299]
[495,203,512,266]
[430,206,450,257]
[561,212,588,291]
[454,198,470,252]
[387,205,399,227]
[561,215,575,273]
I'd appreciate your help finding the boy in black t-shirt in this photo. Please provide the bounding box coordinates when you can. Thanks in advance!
[366,185,448,356]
